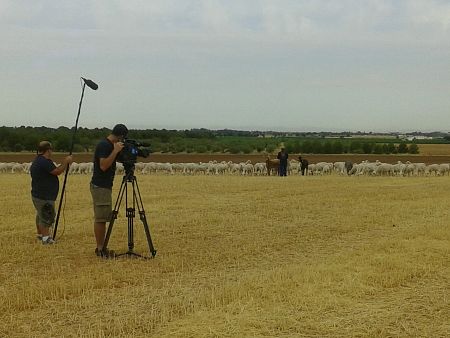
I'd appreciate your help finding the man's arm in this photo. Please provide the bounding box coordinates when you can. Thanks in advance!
[51,156,73,176]
[99,142,124,172]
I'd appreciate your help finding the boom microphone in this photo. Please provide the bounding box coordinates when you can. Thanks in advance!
[81,77,98,90]
[54,76,98,240]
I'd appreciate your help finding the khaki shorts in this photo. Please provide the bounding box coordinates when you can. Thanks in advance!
[32,197,55,227]
[90,183,112,223]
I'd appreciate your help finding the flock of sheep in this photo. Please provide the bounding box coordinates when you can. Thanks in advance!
[1,159,449,176]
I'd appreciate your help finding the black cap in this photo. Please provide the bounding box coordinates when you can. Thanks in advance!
[112,124,128,137]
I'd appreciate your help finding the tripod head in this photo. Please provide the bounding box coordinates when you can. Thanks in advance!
[123,163,136,180]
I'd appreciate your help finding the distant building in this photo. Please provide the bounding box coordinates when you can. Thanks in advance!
[400,135,434,141]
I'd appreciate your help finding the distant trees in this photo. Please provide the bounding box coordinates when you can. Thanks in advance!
[397,142,408,153]
[372,144,384,154]
[0,126,424,155]
[408,143,419,154]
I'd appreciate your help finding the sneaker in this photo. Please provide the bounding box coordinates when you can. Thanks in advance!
[95,247,116,259]
[36,234,43,241]
[42,236,55,245]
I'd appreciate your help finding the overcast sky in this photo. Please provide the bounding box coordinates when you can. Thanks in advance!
[1,0,450,132]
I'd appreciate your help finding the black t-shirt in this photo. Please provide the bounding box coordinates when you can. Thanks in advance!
[91,138,116,188]
[30,155,59,200]
[277,151,288,165]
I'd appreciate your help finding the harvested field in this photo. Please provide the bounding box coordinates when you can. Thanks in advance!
[1,174,449,337]
[418,143,450,156]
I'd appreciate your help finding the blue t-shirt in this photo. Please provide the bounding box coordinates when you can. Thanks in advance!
[30,155,59,200]
[91,138,116,188]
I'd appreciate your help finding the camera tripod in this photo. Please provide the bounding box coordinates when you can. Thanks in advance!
[103,169,157,259]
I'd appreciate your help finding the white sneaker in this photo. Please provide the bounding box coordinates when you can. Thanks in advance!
[42,237,55,245]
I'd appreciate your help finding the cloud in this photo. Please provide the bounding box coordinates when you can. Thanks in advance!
[408,0,450,34]
[2,1,450,131]
[2,0,450,45]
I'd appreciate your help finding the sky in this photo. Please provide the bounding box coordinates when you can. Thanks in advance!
[1,0,450,132]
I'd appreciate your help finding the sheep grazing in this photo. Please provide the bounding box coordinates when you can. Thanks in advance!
[2,158,450,178]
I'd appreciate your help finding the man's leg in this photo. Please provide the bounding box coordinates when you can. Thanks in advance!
[38,224,50,237]
[33,198,43,238]
[91,184,113,254]
[36,215,42,237]
[32,197,54,242]
[94,221,106,250]
[39,224,55,244]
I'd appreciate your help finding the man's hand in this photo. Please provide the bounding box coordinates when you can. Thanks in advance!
[99,142,124,172]
[51,155,73,176]
[113,142,124,154]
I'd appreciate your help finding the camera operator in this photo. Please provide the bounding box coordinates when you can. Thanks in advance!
[30,141,73,244]
[90,124,127,258]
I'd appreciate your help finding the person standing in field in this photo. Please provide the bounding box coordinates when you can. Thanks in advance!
[277,147,288,176]
[90,124,126,258]
[30,141,73,244]
[299,155,309,176]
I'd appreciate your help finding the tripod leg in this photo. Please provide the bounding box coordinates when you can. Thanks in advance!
[103,211,117,250]
[103,177,126,250]
[133,177,157,257]
[126,207,135,252]
[140,211,157,257]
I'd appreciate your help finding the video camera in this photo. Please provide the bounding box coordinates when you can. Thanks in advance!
[117,138,151,173]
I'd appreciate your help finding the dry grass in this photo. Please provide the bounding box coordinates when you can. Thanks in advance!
[1,174,449,337]
[418,144,450,156]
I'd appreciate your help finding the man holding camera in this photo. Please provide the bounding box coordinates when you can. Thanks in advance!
[90,124,127,258]
[30,141,73,244]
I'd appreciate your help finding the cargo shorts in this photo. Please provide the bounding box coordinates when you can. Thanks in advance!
[90,183,112,223]
[32,197,56,227]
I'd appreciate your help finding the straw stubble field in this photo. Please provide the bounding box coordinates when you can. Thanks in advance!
[0,174,449,337]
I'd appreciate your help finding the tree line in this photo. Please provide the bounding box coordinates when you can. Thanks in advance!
[0,126,420,154]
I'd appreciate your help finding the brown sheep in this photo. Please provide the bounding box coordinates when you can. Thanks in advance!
[266,156,280,176]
